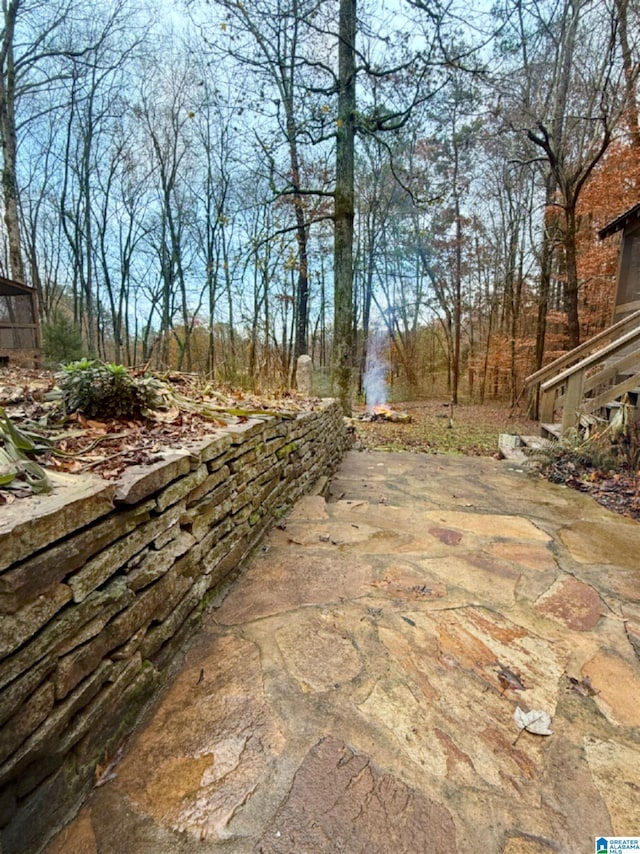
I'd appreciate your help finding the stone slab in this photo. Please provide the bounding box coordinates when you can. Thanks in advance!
[285,494,329,522]
[419,554,519,608]
[0,578,132,692]
[0,585,73,659]
[46,811,97,854]
[535,575,602,631]
[0,503,152,609]
[155,463,209,512]
[0,473,115,572]
[112,632,284,843]
[424,510,551,542]
[275,616,362,691]
[114,451,191,505]
[67,501,185,602]
[559,518,640,567]
[0,680,54,762]
[485,541,556,572]
[215,551,373,625]
[582,650,640,727]
[255,736,457,853]
[171,432,231,466]
[223,418,271,445]
[584,736,640,834]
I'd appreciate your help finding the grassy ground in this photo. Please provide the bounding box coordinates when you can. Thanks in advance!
[353,400,538,457]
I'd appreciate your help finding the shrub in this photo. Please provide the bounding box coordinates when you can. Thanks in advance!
[58,360,155,419]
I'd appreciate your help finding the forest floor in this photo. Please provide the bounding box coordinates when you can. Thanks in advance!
[353,399,538,457]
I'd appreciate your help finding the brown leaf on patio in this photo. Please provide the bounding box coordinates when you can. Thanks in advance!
[496,663,527,691]
[568,675,599,697]
[94,738,129,788]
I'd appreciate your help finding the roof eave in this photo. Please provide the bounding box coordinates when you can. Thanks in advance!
[599,202,640,240]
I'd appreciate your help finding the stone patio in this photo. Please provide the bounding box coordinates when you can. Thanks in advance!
[46,450,640,854]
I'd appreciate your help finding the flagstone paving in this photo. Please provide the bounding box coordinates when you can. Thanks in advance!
[46,451,640,854]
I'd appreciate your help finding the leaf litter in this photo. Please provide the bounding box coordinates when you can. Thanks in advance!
[567,675,599,697]
[0,368,325,498]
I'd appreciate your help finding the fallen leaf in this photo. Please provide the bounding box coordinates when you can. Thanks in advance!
[514,705,553,736]
[94,737,129,788]
[144,405,180,423]
[410,584,433,596]
[568,675,599,697]
[497,664,527,691]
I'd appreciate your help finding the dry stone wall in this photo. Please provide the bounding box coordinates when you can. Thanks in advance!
[0,401,349,854]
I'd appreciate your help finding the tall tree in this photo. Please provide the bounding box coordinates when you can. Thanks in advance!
[0,0,23,280]
[190,0,322,371]
[613,0,640,148]
[0,0,134,283]
[138,59,199,369]
[500,0,630,350]
[60,28,138,355]
[332,0,356,413]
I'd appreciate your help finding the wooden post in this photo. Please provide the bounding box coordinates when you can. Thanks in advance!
[561,371,584,434]
[539,387,555,425]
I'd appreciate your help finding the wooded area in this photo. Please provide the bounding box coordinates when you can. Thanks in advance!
[0,0,639,413]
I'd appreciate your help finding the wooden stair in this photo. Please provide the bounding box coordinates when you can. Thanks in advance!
[525,311,640,438]
[540,423,561,441]
[498,433,553,463]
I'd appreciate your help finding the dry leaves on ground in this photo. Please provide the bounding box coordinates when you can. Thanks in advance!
[0,368,323,494]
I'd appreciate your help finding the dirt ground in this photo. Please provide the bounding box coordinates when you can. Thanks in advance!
[353,399,538,456]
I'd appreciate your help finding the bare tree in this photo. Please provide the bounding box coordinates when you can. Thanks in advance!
[499,0,632,349]
[0,0,136,283]
[189,0,326,371]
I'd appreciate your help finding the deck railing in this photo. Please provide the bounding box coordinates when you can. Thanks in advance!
[524,310,640,435]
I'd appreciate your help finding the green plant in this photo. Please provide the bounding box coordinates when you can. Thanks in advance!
[57,361,156,419]
[42,310,85,366]
[0,407,52,493]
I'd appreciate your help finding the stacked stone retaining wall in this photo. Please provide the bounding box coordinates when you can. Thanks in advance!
[0,400,349,854]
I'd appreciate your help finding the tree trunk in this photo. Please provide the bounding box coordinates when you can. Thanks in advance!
[563,200,580,349]
[284,103,310,365]
[332,0,356,415]
[533,178,558,372]
[359,231,375,395]
[0,0,24,282]
[452,188,462,404]
[614,0,640,149]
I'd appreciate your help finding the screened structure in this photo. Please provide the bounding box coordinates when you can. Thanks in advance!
[0,276,40,367]
[599,202,640,322]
